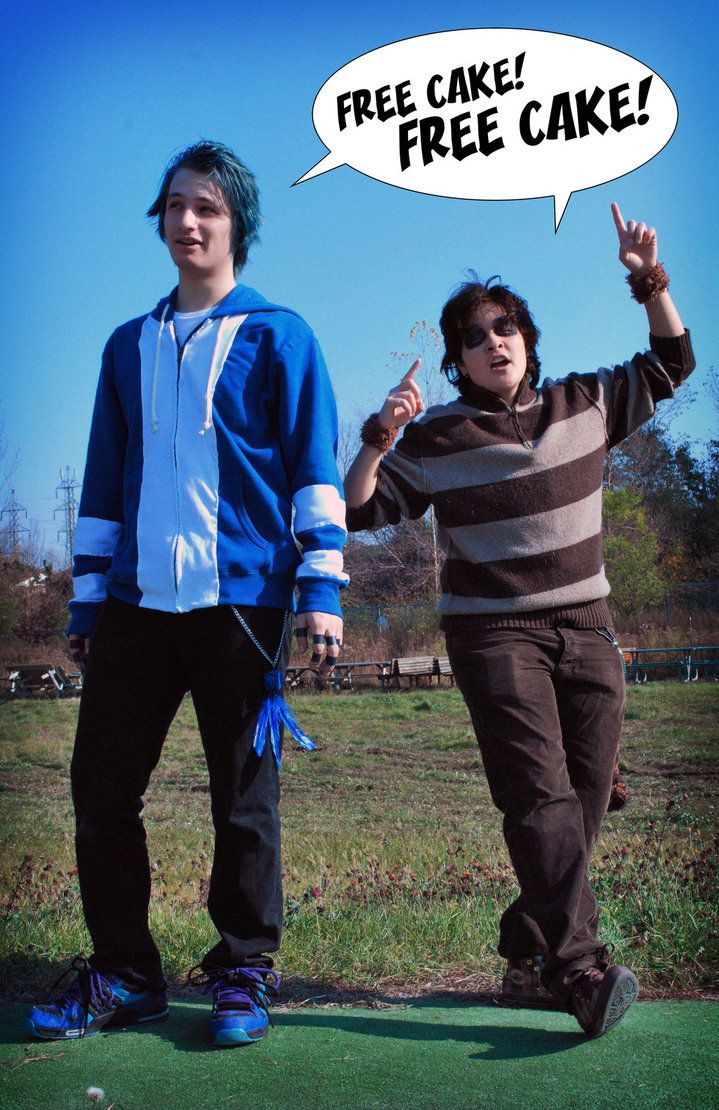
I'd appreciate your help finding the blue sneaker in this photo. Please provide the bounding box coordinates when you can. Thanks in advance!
[195,967,280,1047]
[27,957,169,1040]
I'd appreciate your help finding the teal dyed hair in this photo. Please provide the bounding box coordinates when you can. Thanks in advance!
[147,140,261,273]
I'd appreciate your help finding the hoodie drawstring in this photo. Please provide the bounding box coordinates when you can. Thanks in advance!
[198,314,248,435]
[200,320,230,435]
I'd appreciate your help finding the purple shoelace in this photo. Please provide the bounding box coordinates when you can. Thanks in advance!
[190,966,280,1014]
[49,956,117,1034]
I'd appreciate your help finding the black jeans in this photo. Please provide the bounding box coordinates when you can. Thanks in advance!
[71,598,289,988]
[445,626,626,1004]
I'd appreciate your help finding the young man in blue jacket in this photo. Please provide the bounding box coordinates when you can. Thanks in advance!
[27,141,347,1046]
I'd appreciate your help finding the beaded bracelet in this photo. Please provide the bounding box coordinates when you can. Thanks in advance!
[360,413,399,454]
[626,262,669,304]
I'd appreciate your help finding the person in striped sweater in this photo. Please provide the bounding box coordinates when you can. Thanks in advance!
[344,203,694,1038]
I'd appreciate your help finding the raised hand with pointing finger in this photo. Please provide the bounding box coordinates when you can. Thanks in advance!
[378,358,424,431]
[611,201,658,275]
[610,201,683,335]
[343,359,425,508]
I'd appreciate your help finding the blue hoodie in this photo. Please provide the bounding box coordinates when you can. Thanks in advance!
[68,284,348,635]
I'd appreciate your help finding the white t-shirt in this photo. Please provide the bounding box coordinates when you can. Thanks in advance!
[174,308,211,346]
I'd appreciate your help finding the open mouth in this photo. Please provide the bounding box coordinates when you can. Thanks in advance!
[177,239,202,247]
[490,357,510,369]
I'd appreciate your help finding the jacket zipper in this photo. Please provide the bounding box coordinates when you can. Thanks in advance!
[171,339,184,600]
[170,317,213,604]
[508,404,532,449]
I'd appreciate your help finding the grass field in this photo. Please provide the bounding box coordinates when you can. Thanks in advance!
[1,683,717,1001]
[2,1000,718,1110]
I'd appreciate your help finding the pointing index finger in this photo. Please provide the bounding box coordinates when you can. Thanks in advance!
[611,201,627,238]
[402,358,421,383]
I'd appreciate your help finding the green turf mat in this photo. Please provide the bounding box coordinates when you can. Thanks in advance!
[1,1000,717,1109]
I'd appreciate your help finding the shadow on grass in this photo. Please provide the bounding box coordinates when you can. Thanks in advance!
[1,1000,581,1061]
[273,1010,581,1059]
[2,962,578,1061]
[3,1003,577,1060]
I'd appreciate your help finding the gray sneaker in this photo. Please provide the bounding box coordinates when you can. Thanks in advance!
[569,953,639,1037]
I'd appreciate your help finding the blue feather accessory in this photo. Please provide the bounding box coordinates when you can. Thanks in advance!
[230,607,316,770]
[253,669,316,769]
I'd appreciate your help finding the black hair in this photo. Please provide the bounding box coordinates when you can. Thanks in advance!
[147,140,261,273]
[439,274,541,395]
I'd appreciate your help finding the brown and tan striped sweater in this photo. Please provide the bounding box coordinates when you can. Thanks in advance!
[346,332,695,630]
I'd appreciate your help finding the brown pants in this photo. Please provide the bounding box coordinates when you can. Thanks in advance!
[445,626,626,1004]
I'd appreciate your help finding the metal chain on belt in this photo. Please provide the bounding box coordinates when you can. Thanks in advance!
[229,606,289,669]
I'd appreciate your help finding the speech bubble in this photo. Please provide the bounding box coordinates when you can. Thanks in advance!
[294,29,677,230]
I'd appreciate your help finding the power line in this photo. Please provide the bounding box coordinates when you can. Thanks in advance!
[55,467,81,569]
[1,489,30,558]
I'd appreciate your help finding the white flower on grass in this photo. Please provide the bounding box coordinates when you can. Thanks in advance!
[86,1088,105,1104]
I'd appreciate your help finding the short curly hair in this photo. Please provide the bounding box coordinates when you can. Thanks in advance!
[439,275,541,395]
[147,140,261,273]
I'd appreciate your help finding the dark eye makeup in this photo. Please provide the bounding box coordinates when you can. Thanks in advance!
[462,316,518,349]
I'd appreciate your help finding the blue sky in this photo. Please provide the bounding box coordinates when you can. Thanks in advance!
[2,0,717,564]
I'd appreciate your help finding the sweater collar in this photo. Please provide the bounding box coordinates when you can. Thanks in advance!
[460,374,535,411]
